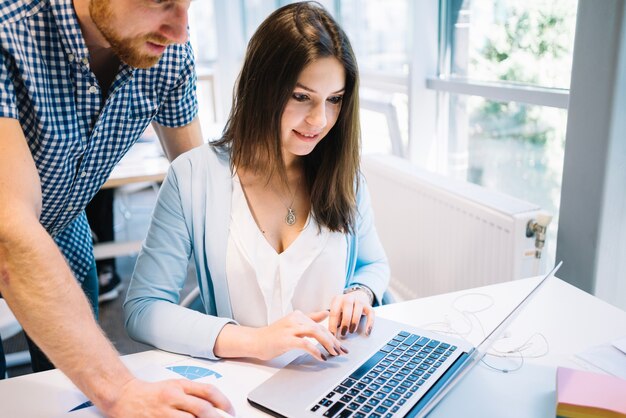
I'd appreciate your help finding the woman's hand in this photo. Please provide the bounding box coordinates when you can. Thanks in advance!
[253,310,348,361]
[328,290,375,337]
[215,311,349,362]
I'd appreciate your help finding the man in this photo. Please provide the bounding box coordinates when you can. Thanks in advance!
[0,0,234,416]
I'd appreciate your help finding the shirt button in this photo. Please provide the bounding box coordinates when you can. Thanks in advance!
[82,57,89,66]
[66,205,73,212]
[68,53,74,62]
[88,85,98,94]
[80,171,88,178]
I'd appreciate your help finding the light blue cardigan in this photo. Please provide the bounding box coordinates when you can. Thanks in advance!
[124,145,390,360]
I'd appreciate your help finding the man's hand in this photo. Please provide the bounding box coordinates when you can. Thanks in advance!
[328,291,375,337]
[105,378,234,418]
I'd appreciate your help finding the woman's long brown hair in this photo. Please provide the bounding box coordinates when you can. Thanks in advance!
[214,1,360,233]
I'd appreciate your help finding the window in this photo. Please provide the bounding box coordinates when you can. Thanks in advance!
[241,1,338,41]
[429,0,578,263]
[445,0,576,88]
[338,0,410,156]
[188,1,217,64]
[188,1,219,129]
[339,0,410,76]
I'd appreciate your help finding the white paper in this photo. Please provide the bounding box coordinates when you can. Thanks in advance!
[612,335,626,355]
[576,343,626,380]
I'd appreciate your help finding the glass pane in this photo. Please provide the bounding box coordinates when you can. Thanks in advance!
[446,0,577,89]
[360,90,408,156]
[188,0,218,63]
[241,0,279,41]
[242,1,338,41]
[448,94,567,260]
[279,0,336,11]
[339,0,409,75]
[196,78,217,133]
[360,109,393,155]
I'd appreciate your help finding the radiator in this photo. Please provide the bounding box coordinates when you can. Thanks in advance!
[362,154,546,301]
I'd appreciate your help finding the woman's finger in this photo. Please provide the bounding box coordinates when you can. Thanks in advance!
[363,304,376,336]
[327,297,343,335]
[348,302,364,334]
[296,320,341,356]
[293,336,326,361]
[339,298,355,337]
[308,310,329,323]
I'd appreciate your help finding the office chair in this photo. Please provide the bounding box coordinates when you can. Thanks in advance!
[0,299,31,376]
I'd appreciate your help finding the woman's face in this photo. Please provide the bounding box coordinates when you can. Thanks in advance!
[280,57,346,166]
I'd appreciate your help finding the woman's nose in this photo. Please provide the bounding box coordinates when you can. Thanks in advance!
[305,102,327,130]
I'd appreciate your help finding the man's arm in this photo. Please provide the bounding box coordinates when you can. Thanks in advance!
[0,118,232,417]
[152,116,204,161]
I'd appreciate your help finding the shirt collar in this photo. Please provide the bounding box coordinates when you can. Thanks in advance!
[49,0,90,61]
[50,0,136,80]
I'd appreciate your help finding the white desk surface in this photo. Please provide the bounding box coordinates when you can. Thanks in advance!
[102,141,169,189]
[1,277,625,417]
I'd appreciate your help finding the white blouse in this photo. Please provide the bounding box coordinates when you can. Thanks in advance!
[226,175,347,327]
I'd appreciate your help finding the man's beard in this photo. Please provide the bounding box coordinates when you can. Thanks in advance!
[89,0,170,69]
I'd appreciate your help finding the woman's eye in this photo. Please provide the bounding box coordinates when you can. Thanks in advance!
[292,93,309,102]
[327,96,343,105]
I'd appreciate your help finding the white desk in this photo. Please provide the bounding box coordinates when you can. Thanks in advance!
[1,277,625,417]
[101,142,169,190]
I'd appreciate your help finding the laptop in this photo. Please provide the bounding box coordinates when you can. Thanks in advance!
[248,262,562,418]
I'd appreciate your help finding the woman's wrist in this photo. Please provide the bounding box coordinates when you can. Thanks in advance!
[343,284,374,305]
[214,323,260,359]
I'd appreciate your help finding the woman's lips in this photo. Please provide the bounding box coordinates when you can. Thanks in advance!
[293,130,321,142]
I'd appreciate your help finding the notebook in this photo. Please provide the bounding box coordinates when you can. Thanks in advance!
[248,262,562,418]
[556,367,626,418]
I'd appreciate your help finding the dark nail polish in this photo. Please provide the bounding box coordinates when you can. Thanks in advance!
[321,353,328,361]
[340,345,349,354]
[366,326,372,336]
[349,324,356,333]
[341,326,348,336]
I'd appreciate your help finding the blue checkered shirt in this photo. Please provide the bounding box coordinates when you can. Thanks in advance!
[0,0,198,280]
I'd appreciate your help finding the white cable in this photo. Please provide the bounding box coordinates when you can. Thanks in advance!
[420,292,550,374]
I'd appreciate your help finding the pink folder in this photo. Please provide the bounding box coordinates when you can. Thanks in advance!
[556,367,626,417]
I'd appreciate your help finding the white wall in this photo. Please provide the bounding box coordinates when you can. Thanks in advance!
[595,2,626,311]
[557,0,626,310]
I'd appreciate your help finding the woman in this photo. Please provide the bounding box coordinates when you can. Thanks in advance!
[124,2,389,362]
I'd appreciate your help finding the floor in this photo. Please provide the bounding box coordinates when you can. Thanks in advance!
[3,184,196,378]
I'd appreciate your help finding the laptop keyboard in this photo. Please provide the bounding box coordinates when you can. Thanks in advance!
[310,331,457,418]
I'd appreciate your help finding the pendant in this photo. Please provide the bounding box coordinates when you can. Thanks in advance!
[285,207,296,225]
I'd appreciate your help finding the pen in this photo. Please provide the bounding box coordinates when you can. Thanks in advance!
[69,400,94,412]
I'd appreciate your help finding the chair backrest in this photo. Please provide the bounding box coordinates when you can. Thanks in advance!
[0,299,22,339]
[180,286,202,310]
[0,299,32,370]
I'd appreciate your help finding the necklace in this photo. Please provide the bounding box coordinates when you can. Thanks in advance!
[273,178,299,226]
